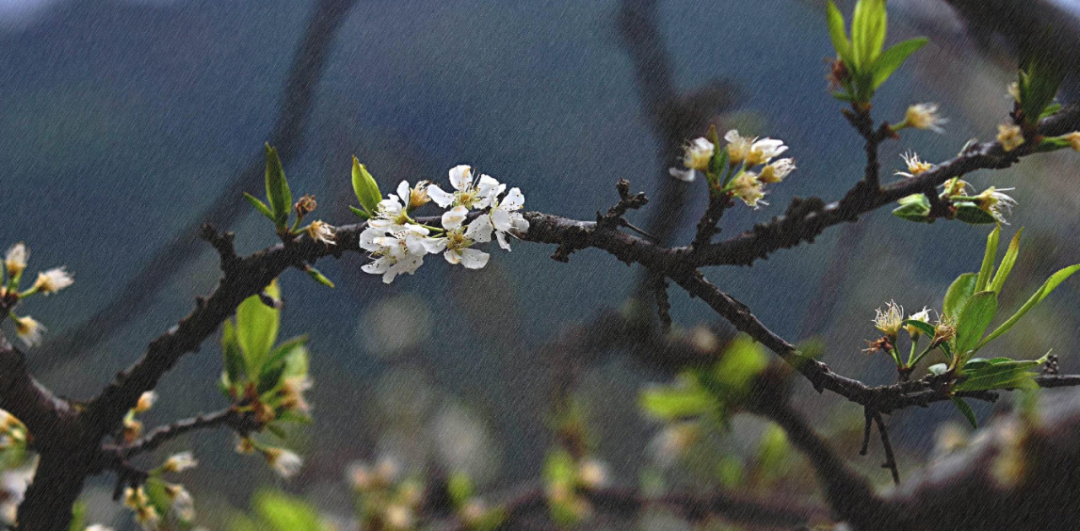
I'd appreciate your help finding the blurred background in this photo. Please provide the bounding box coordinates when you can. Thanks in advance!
[1,0,1079,528]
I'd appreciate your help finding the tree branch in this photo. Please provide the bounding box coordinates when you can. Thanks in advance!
[110,407,258,459]
[687,104,1080,268]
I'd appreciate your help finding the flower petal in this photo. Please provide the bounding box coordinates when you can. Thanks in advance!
[442,206,469,230]
[448,165,472,191]
[466,215,493,243]
[668,167,696,182]
[427,185,454,208]
[458,248,490,269]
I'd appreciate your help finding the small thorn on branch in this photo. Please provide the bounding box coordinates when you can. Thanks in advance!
[199,223,240,272]
[597,179,648,230]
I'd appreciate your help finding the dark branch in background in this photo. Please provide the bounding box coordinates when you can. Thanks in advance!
[872,393,1080,531]
[615,0,738,289]
[748,390,892,529]
[32,0,361,370]
[941,0,1080,80]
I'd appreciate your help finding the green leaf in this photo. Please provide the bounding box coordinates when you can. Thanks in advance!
[989,229,1023,294]
[253,490,326,531]
[954,357,1044,392]
[351,156,382,215]
[825,1,851,63]
[975,225,1001,292]
[711,336,769,401]
[851,0,887,70]
[928,363,948,376]
[348,205,370,220]
[262,336,308,376]
[640,376,716,421]
[954,291,997,360]
[236,280,281,374]
[264,144,292,226]
[304,266,335,289]
[951,397,978,428]
[68,501,87,531]
[871,37,927,90]
[902,319,935,338]
[257,362,288,395]
[243,192,276,223]
[143,476,172,516]
[222,320,246,387]
[978,264,1080,348]
[954,202,998,224]
[892,193,932,222]
[1018,54,1065,125]
[943,272,977,319]
[448,472,475,507]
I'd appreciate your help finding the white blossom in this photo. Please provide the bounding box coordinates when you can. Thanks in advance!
[974,187,1018,224]
[746,137,788,166]
[439,212,492,269]
[4,243,27,278]
[758,158,796,184]
[427,165,501,210]
[13,315,45,347]
[32,267,73,295]
[162,452,198,473]
[360,224,440,284]
[905,103,947,133]
[264,448,303,479]
[489,187,529,250]
[873,301,904,338]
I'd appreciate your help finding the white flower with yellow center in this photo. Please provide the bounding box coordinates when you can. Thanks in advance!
[32,267,73,295]
[163,452,198,473]
[134,391,157,414]
[941,177,971,198]
[669,137,714,182]
[730,172,767,209]
[489,187,529,251]
[997,123,1024,152]
[905,307,932,337]
[746,137,788,166]
[280,375,313,414]
[427,165,501,210]
[360,224,439,284]
[305,220,335,245]
[263,448,303,479]
[905,103,947,133]
[873,301,904,339]
[165,483,195,521]
[974,187,1017,224]
[367,195,412,233]
[724,129,755,164]
[896,151,933,178]
[4,243,27,279]
[758,158,796,184]
[435,207,493,269]
[13,315,44,347]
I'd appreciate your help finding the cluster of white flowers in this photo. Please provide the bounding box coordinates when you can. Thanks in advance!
[359,165,528,284]
[2,242,75,347]
[668,130,795,209]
